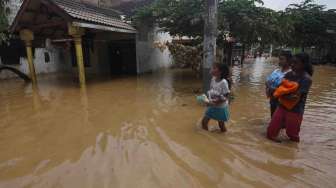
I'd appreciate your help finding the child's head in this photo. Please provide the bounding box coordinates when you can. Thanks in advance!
[279,50,292,68]
[292,53,314,76]
[211,63,230,80]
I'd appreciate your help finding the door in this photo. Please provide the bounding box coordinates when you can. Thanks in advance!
[108,40,137,76]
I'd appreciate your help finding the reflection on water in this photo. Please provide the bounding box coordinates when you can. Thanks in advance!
[0,58,335,188]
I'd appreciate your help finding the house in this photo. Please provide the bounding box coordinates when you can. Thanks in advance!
[0,0,172,86]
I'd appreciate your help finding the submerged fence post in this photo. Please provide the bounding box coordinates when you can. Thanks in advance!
[203,0,218,92]
[20,29,37,85]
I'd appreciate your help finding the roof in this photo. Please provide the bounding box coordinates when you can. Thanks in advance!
[53,0,136,32]
[10,0,137,34]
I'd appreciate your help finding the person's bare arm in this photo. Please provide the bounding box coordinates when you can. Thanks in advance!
[206,95,228,106]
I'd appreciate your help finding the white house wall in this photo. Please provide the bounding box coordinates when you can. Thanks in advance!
[0,48,73,79]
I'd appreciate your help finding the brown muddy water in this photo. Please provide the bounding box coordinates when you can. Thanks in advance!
[0,58,335,188]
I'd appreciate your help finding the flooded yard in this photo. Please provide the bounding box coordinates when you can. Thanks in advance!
[0,58,335,188]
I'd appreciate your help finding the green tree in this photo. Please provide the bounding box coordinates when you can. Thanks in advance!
[132,0,336,63]
[0,0,10,44]
[133,0,281,52]
[219,0,264,44]
[134,0,205,38]
[323,9,336,50]
[134,0,280,65]
[218,0,279,62]
[284,0,329,51]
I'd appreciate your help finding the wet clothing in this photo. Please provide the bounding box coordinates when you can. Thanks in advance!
[205,106,230,122]
[267,106,303,142]
[267,71,312,142]
[266,69,289,90]
[205,77,230,121]
[207,77,230,107]
[274,79,300,110]
[266,69,291,117]
[270,99,278,117]
[283,72,312,114]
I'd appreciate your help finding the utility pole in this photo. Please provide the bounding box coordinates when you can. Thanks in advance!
[203,0,218,92]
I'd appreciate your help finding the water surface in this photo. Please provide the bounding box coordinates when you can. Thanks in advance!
[0,58,335,188]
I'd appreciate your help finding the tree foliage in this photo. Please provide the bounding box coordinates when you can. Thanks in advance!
[134,0,205,37]
[134,0,277,46]
[133,0,336,49]
[0,0,11,44]
[283,0,336,50]
[219,0,267,45]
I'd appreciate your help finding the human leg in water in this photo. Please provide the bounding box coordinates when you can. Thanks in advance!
[218,121,227,132]
[267,107,285,142]
[285,112,303,142]
[202,116,210,131]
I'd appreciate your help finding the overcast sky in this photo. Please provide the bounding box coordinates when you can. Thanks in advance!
[261,0,336,10]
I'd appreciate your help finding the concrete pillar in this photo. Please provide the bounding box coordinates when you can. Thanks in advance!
[68,24,86,87]
[19,29,37,84]
[203,0,218,92]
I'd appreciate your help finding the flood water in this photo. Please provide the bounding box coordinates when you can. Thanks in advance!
[0,58,335,188]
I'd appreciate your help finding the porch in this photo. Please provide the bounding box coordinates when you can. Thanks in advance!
[10,0,137,87]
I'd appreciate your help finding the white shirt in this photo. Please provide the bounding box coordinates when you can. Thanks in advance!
[208,77,230,107]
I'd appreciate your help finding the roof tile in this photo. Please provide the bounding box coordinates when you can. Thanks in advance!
[52,0,136,31]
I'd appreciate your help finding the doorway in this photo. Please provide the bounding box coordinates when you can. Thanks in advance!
[108,40,137,76]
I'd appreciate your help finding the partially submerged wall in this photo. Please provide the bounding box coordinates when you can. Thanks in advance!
[0,47,72,79]
[1,0,70,79]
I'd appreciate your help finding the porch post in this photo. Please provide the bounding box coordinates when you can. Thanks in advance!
[68,24,86,87]
[19,29,37,84]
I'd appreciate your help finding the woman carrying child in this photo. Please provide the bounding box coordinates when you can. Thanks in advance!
[202,63,231,132]
[267,53,313,142]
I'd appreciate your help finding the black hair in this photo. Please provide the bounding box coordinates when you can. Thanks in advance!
[293,53,314,76]
[213,63,232,89]
[279,50,292,62]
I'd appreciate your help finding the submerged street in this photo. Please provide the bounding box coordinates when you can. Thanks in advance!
[0,58,335,188]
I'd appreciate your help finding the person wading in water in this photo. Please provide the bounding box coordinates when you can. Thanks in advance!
[266,51,292,117]
[267,53,313,142]
[201,63,231,132]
